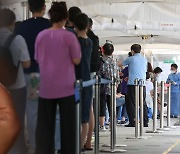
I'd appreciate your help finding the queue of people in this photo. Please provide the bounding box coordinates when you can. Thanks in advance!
[0,0,180,154]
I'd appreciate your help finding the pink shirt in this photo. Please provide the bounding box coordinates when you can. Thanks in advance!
[35,28,81,99]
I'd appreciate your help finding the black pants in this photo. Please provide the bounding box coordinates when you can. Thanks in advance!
[35,95,76,154]
[126,85,148,125]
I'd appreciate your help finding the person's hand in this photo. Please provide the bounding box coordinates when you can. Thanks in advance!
[0,84,20,154]
[124,77,128,82]
[119,72,124,77]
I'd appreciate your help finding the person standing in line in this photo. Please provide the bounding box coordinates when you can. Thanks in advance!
[167,64,180,118]
[0,9,30,154]
[119,44,148,127]
[15,0,52,151]
[74,13,93,151]
[34,2,81,154]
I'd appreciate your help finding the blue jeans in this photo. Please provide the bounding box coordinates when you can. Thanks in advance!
[116,97,128,120]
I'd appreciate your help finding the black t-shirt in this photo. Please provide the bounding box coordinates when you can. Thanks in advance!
[15,17,51,73]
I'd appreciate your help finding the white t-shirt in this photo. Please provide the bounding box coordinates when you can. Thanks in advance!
[146,79,153,108]
[0,28,30,89]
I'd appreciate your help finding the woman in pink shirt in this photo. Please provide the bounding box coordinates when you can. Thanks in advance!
[34,2,81,154]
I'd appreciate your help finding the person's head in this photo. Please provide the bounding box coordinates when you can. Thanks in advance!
[48,2,68,26]
[171,64,178,73]
[0,8,16,31]
[147,62,153,73]
[128,52,132,57]
[28,0,46,15]
[131,44,141,55]
[102,42,114,56]
[153,67,162,77]
[88,18,93,29]
[68,6,81,27]
[74,13,89,32]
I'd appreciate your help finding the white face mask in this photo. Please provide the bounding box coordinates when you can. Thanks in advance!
[171,70,176,74]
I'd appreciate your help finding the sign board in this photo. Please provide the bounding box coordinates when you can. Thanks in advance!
[163,60,175,63]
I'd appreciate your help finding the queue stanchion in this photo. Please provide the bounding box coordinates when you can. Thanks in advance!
[139,80,144,137]
[165,84,176,128]
[167,84,171,127]
[100,77,126,153]
[126,79,140,139]
[157,81,169,131]
[75,80,82,154]
[146,81,162,133]
[94,75,100,154]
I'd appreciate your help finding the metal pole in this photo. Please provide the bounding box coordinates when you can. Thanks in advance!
[110,77,115,150]
[135,79,140,138]
[160,81,165,129]
[75,80,82,154]
[153,81,158,132]
[94,75,100,154]
[167,84,171,127]
[139,80,144,137]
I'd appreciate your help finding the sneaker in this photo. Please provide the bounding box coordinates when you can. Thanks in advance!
[99,126,106,132]
[119,120,128,125]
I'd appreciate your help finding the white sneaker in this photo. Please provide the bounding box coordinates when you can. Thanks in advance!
[99,126,106,132]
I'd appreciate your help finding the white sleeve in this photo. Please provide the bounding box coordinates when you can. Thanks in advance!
[14,35,30,62]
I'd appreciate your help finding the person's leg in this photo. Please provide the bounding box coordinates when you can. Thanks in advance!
[25,74,38,150]
[99,94,106,127]
[126,86,135,125]
[55,107,61,151]
[84,104,94,149]
[8,87,27,154]
[59,95,76,154]
[143,86,148,125]
[35,98,57,154]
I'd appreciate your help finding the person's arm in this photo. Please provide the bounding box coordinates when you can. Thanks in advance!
[16,35,31,68]
[0,84,20,154]
[72,58,81,65]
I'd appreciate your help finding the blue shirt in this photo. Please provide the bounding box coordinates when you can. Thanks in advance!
[167,72,180,92]
[122,53,147,85]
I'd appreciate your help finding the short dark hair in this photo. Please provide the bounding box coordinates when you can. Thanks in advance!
[74,13,89,31]
[103,42,114,56]
[28,0,45,13]
[88,18,93,28]
[131,44,141,53]
[147,62,153,72]
[49,2,68,23]
[154,67,163,74]
[171,64,178,69]
[68,6,81,23]
[0,8,15,27]
[128,52,132,57]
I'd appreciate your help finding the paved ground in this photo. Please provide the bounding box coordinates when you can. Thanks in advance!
[27,118,180,154]
[86,118,180,154]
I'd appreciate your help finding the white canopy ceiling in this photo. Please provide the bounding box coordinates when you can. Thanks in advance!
[2,0,180,63]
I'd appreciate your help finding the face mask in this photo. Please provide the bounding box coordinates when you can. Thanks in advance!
[171,70,176,74]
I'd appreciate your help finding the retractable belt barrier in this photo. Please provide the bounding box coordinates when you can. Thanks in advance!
[75,75,126,154]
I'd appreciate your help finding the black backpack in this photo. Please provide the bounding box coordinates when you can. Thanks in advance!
[0,34,19,86]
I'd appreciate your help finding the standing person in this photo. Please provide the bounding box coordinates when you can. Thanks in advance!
[167,64,180,117]
[84,18,101,150]
[98,42,115,130]
[15,0,51,150]
[0,9,30,154]
[34,2,81,154]
[74,13,93,151]
[119,44,148,127]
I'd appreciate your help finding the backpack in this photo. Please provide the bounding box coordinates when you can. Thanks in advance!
[0,34,19,86]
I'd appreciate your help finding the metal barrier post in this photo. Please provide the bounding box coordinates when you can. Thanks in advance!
[101,77,126,153]
[126,79,140,139]
[167,84,171,127]
[160,81,165,129]
[139,80,144,137]
[146,81,163,133]
[94,75,100,154]
[75,80,82,154]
